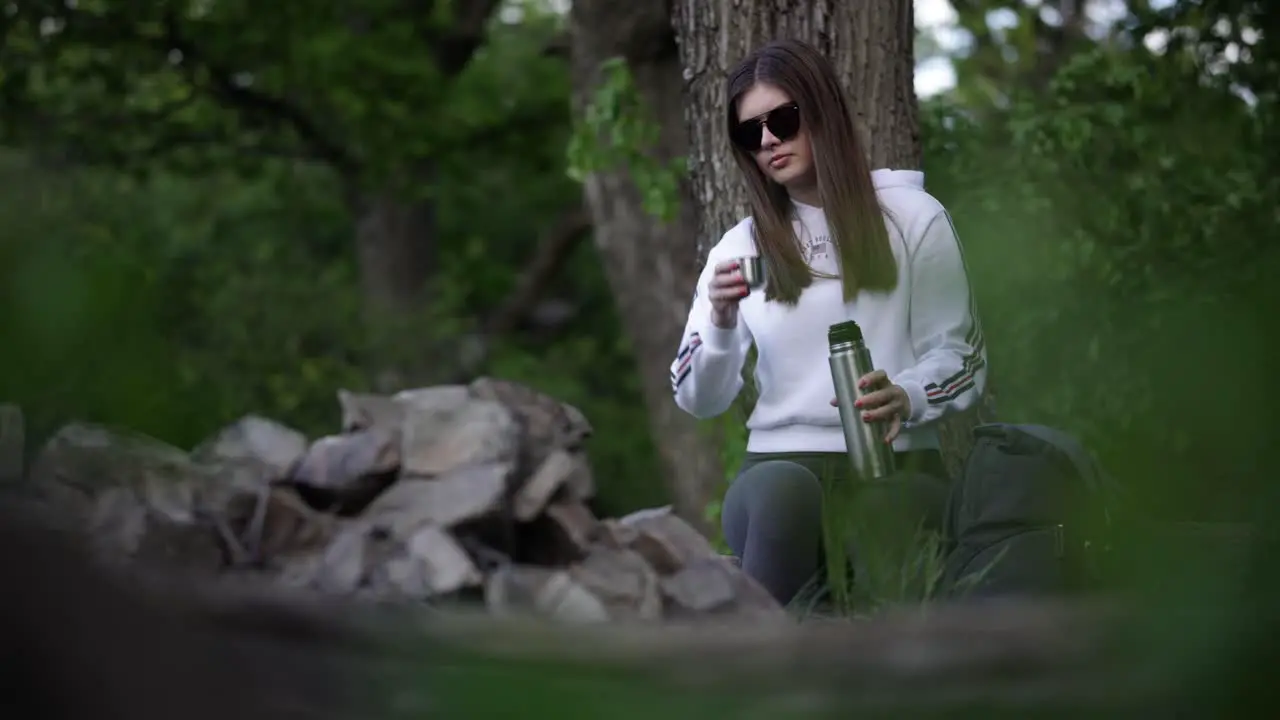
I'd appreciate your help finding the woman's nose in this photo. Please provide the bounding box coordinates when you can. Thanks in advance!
[760,126,781,149]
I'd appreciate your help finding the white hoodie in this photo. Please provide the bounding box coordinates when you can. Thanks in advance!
[670,169,987,456]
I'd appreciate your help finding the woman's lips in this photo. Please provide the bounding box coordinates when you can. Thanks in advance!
[769,154,792,169]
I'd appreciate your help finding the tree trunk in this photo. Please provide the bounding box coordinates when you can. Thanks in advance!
[343,2,502,392]
[569,1,723,534]
[349,185,439,391]
[673,0,996,478]
[354,193,436,317]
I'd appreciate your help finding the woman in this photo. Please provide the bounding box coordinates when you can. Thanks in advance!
[670,39,988,605]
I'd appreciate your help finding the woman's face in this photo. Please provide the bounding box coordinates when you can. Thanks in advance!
[734,83,816,195]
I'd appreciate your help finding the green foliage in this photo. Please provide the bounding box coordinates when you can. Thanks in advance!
[922,43,1277,521]
[0,153,359,444]
[815,462,949,615]
[2,0,1276,613]
[566,57,686,222]
[0,6,665,516]
[0,1,568,186]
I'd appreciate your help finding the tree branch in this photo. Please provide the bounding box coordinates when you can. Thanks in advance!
[447,203,593,382]
[404,0,505,76]
[436,0,505,75]
[398,600,1159,714]
[542,30,572,59]
[482,202,592,339]
[158,10,360,176]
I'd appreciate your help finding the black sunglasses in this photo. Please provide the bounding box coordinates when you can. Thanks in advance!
[730,103,801,152]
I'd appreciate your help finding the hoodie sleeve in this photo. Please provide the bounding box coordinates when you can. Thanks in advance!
[891,208,989,427]
[670,247,754,419]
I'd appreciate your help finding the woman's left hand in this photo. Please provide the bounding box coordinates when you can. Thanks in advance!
[828,370,911,443]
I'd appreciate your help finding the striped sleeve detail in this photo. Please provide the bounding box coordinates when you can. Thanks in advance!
[925,349,985,405]
[925,283,986,406]
[670,332,702,393]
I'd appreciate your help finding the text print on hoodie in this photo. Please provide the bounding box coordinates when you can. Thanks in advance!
[670,169,988,456]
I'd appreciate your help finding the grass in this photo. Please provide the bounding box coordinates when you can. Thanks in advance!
[789,521,950,620]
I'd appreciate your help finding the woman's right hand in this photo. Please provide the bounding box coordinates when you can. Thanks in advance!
[709,260,750,328]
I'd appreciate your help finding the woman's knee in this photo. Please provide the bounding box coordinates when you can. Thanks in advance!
[724,460,824,526]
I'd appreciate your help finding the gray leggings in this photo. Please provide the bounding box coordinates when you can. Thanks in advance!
[721,451,950,605]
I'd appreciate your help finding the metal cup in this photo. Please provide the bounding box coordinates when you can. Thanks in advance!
[735,256,765,290]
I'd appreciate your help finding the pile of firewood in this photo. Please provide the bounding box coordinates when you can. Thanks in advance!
[2,378,782,623]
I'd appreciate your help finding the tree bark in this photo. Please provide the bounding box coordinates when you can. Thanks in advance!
[344,0,506,390]
[569,1,723,534]
[345,180,441,392]
[353,191,437,321]
[673,0,997,478]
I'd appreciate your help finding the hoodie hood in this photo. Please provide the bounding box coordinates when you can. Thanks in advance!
[788,168,926,218]
[871,168,925,190]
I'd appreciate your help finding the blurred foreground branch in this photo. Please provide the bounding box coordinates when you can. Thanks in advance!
[0,506,358,720]
[396,601,1155,716]
[4,498,1164,720]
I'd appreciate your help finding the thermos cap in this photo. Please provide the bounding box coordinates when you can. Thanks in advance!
[827,320,864,346]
